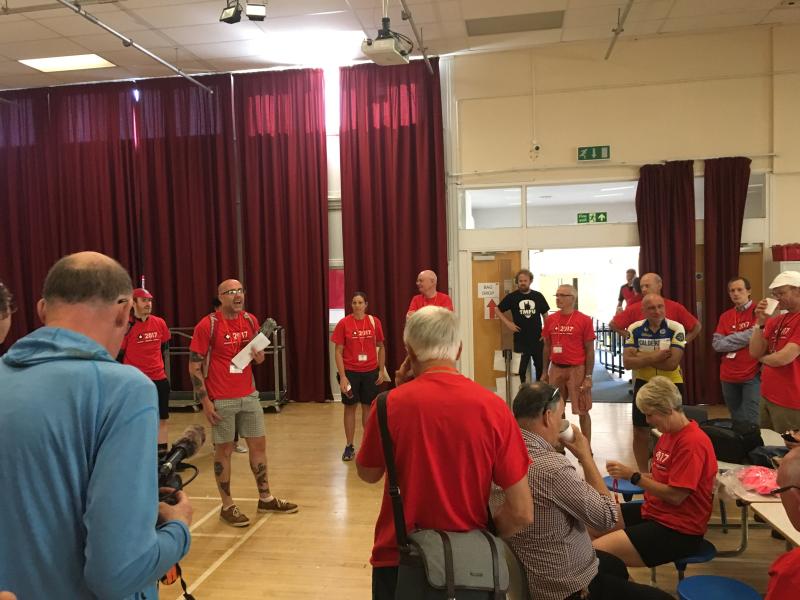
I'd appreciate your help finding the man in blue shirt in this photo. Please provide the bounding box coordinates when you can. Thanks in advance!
[0,252,192,600]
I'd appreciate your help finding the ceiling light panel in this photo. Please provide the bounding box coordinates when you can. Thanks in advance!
[19,53,116,72]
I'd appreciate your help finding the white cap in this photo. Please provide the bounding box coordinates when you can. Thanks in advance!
[769,271,800,289]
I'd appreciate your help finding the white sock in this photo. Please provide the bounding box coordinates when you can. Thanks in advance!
[261,494,274,503]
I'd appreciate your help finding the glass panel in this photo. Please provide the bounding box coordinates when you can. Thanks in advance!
[526,181,637,227]
[694,172,765,219]
[462,187,522,229]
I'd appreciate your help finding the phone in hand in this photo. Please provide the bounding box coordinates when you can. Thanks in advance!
[781,431,799,443]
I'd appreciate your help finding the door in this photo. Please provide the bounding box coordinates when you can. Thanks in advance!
[471,251,521,390]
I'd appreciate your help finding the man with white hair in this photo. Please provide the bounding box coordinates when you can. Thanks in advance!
[357,306,533,600]
[750,270,800,432]
[405,269,453,317]
[542,284,596,444]
[766,447,800,598]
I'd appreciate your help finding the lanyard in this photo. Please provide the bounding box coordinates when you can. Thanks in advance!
[556,311,576,345]
[769,313,800,353]
[351,314,371,353]
[221,313,245,354]
[420,366,460,376]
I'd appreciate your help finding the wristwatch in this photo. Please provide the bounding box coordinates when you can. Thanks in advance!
[584,375,592,379]
[630,472,642,485]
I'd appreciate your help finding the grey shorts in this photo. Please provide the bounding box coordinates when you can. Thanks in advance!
[213,392,265,444]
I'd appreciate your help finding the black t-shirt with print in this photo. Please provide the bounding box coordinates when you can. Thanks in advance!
[498,290,550,353]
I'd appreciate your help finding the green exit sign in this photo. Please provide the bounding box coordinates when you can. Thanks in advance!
[577,145,610,161]
[577,212,608,224]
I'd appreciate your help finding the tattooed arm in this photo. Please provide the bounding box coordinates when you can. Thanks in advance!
[188,351,221,425]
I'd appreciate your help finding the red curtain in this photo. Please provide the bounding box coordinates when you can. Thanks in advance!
[339,59,447,376]
[702,157,752,406]
[635,161,701,403]
[0,89,55,348]
[234,69,331,402]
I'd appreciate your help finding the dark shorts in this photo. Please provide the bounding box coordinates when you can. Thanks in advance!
[632,379,684,427]
[621,502,704,567]
[154,378,171,420]
[343,369,379,406]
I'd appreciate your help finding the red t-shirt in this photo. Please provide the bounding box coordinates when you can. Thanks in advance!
[766,547,800,600]
[406,292,454,316]
[121,316,171,381]
[761,312,800,409]
[331,314,385,372]
[357,371,531,567]
[715,304,760,383]
[189,311,259,401]
[642,420,717,535]
[542,310,595,366]
[611,298,698,332]
[618,284,642,307]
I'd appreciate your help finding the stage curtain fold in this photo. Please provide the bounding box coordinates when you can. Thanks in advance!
[234,68,331,402]
[635,160,701,403]
[339,59,447,378]
[702,157,752,406]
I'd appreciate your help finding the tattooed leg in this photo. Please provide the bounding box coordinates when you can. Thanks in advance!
[246,436,270,499]
[214,442,234,506]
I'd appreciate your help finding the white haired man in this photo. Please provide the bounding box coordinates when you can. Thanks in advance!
[357,306,533,600]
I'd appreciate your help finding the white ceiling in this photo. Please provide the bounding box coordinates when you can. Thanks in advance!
[0,0,799,90]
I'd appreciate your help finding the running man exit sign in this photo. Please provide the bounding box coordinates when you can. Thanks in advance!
[577,145,610,161]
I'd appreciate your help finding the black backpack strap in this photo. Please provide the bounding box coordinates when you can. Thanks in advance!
[436,530,456,600]
[479,530,502,599]
[376,391,409,548]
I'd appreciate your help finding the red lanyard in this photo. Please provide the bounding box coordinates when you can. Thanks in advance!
[557,311,576,345]
[221,314,245,354]
[352,314,370,353]
[421,366,460,376]
[769,313,800,353]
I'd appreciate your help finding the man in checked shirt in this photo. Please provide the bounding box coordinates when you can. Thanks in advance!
[493,382,672,600]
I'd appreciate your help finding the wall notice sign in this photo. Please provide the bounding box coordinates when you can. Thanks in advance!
[577,212,608,224]
[477,282,499,299]
[577,145,610,161]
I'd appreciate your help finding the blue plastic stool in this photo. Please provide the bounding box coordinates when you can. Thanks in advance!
[677,575,761,600]
[651,539,716,586]
[603,475,644,501]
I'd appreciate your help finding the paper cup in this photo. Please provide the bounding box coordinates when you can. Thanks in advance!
[765,298,779,316]
[558,419,575,443]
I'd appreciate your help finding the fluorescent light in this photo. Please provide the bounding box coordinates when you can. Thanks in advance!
[19,53,115,72]
[593,193,623,198]
[600,185,634,192]
[308,10,346,16]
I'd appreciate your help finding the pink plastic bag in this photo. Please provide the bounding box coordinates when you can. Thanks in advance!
[737,466,778,495]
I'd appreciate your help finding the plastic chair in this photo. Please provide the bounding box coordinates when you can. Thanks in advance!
[677,575,761,600]
[651,539,716,585]
[603,475,644,501]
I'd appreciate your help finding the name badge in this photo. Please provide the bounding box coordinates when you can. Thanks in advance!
[358,354,368,362]
[553,346,563,354]
[230,364,244,374]
[726,352,737,359]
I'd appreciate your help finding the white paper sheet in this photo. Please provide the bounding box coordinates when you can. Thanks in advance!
[231,332,271,371]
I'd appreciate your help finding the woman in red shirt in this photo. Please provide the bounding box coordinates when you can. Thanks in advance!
[331,292,388,461]
[593,376,718,567]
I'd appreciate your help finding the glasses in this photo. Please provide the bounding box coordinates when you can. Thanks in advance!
[220,288,245,296]
[554,294,574,298]
[771,484,800,495]
[116,297,131,305]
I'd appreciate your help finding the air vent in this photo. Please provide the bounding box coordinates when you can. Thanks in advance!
[465,11,565,37]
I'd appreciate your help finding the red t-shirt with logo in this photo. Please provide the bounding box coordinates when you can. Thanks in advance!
[542,310,595,366]
[331,314,385,372]
[766,547,800,600]
[761,312,800,409]
[357,371,531,567]
[611,298,698,332]
[121,316,171,381]
[406,292,454,316]
[715,304,760,383]
[642,420,717,535]
[189,311,259,401]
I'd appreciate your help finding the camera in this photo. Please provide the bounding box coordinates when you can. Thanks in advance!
[158,425,205,504]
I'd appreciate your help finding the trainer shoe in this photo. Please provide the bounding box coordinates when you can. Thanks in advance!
[220,504,250,527]
[342,444,355,461]
[257,497,299,514]
[234,442,248,453]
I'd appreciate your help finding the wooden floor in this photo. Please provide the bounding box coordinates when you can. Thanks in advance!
[162,400,784,599]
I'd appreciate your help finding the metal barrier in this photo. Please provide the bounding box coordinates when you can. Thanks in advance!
[594,319,626,377]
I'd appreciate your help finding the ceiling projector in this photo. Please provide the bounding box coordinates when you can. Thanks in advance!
[361,36,411,66]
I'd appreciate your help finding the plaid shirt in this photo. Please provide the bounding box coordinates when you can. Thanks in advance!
[492,430,618,600]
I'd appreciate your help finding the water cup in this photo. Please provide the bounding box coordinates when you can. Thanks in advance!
[558,419,575,443]
[765,298,779,316]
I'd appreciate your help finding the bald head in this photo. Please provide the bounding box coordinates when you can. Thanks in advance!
[777,448,800,531]
[217,279,245,316]
[639,273,663,296]
[416,270,438,298]
[42,251,132,305]
[642,293,666,325]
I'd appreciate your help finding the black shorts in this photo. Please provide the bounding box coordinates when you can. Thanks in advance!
[153,378,171,420]
[632,379,685,427]
[620,502,704,567]
[342,369,379,406]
